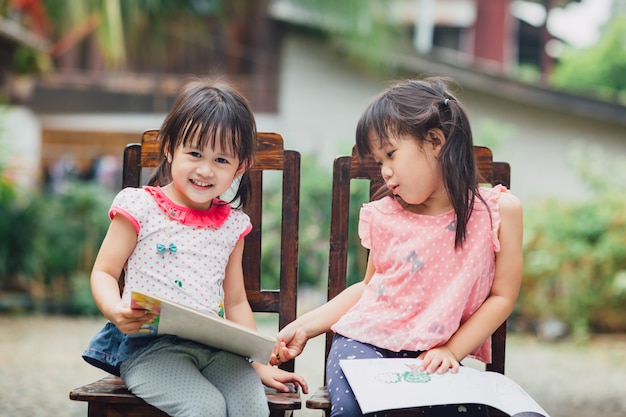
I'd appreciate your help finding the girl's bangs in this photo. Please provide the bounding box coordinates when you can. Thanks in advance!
[357,99,403,157]
[179,117,244,158]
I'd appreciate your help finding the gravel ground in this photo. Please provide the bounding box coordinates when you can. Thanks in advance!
[1,315,625,417]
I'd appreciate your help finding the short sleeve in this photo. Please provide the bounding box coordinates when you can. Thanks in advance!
[108,187,145,233]
[479,184,508,253]
[357,202,374,250]
[230,209,252,240]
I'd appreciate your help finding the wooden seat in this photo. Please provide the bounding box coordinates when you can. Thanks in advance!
[306,145,511,417]
[70,130,302,417]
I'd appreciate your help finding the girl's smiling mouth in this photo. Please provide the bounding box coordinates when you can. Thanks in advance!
[191,179,212,188]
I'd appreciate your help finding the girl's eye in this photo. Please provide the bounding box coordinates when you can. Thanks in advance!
[189,151,202,158]
[215,157,229,164]
[386,150,394,158]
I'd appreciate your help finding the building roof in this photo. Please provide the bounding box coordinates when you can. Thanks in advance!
[392,51,626,128]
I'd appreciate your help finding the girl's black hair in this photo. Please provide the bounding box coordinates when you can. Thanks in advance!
[355,77,486,248]
[148,78,257,209]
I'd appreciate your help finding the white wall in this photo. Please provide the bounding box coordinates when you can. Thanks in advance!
[33,33,626,206]
[1,106,41,191]
[262,35,386,170]
[272,33,626,205]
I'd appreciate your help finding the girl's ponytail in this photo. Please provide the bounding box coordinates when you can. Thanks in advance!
[147,158,172,187]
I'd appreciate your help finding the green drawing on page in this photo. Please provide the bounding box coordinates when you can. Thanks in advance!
[375,371,431,384]
[402,370,431,383]
[374,362,431,384]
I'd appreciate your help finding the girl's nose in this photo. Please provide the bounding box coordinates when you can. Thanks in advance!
[197,163,214,177]
[380,165,392,181]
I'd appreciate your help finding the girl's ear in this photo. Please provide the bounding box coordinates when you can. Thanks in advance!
[236,160,252,177]
[427,129,446,155]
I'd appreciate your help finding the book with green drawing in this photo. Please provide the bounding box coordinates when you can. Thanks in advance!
[340,358,550,416]
[129,290,274,364]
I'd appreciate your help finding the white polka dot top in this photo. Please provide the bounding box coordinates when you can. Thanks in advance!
[332,185,507,363]
[109,186,252,317]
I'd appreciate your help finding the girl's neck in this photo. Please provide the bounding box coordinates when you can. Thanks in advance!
[403,200,453,216]
[400,188,453,216]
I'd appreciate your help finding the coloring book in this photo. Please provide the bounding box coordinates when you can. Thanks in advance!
[340,358,550,416]
[129,290,274,364]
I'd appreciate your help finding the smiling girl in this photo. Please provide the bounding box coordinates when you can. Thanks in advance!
[83,79,306,417]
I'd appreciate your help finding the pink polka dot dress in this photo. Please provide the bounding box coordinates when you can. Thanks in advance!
[110,186,252,317]
[332,185,507,364]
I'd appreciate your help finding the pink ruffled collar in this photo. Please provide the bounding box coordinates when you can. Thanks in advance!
[144,186,231,227]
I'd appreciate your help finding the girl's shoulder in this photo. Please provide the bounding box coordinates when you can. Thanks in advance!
[362,196,404,214]
[111,186,152,207]
[490,186,522,221]
[476,184,519,210]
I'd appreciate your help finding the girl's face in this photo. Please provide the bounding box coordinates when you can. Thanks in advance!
[370,132,450,215]
[164,138,245,210]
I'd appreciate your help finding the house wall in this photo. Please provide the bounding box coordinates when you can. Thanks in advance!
[24,32,626,206]
[460,90,626,203]
[273,34,626,205]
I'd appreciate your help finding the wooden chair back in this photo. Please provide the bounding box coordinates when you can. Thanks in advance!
[70,130,302,417]
[306,145,511,416]
[123,130,301,361]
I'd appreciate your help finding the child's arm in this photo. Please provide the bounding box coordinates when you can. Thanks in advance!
[91,214,152,334]
[420,191,524,374]
[271,256,376,365]
[222,238,309,393]
[221,238,257,329]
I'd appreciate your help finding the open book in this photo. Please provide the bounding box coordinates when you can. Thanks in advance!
[340,358,550,416]
[129,291,275,364]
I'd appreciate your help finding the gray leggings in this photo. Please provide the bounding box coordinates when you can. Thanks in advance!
[120,336,269,417]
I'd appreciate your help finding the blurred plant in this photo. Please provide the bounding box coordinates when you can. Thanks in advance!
[34,181,113,312]
[36,0,255,70]
[0,161,40,292]
[12,46,53,75]
[279,0,407,75]
[551,15,626,103]
[67,271,100,316]
[295,155,333,287]
[0,106,40,292]
[521,143,626,341]
[259,154,333,289]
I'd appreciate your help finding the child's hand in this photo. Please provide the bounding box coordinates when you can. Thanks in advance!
[253,363,309,394]
[418,347,460,374]
[109,302,155,334]
[270,327,308,366]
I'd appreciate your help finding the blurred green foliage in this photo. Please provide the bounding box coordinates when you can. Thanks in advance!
[521,143,626,340]
[23,0,255,70]
[35,181,113,287]
[551,16,626,104]
[0,170,40,289]
[12,46,53,75]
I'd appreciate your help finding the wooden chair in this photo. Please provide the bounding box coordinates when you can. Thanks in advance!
[306,146,511,417]
[69,130,302,417]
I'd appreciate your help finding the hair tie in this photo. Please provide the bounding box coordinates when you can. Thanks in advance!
[444,98,449,106]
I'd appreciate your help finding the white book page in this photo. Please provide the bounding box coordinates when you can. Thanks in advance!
[340,358,550,416]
